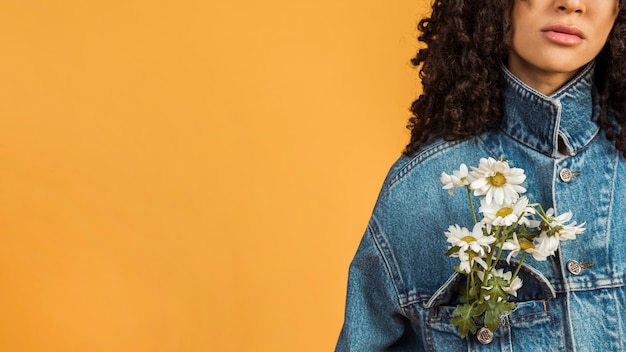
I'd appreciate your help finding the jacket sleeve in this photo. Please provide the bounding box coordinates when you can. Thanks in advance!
[335,221,420,351]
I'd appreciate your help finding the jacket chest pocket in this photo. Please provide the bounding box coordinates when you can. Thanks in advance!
[417,266,564,351]
[422,299,563,351]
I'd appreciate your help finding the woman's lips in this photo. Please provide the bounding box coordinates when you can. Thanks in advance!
[541,24,585,46]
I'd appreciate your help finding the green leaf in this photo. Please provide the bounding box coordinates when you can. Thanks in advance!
[445,246,461,256]
[484,309,500,331]
[547,225,562,237]
[485,276,510,301]
[515,224,541,241]
[468,283,481,301]
[453,264,462,274]
[484,300,514,331]
[451,304,480,338]
[473,301,488,316]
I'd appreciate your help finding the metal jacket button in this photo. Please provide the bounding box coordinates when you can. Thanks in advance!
[566,260,593,275]
[567,260,582,275]
[477,327,494,344]
[559,168,581,183]
[560,168,573,183]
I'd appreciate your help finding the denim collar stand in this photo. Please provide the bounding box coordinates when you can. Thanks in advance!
[500,63,599,158]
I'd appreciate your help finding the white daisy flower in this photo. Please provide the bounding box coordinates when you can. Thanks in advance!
[502,232,553,262]
[477,269,523,297]
[528,247,551,261]
[502,233,523,262]
[458,252,473,274]
[493,269,523,297]
[559,222,586,241]
[440,163,471,195]
[477,273,494,293]
[505,278,523,297]
[458,250,489,274]
[479,196,534,226]
[469,157,527,206]
[513,233,556,261]
[544,208,586,241]
[444,223,496,257]
[534,232,560,255]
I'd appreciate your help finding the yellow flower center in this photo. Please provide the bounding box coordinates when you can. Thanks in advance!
[461,236,476,243]
[519,240,535,250]
[496,207,513,218]
[488,172,506,187]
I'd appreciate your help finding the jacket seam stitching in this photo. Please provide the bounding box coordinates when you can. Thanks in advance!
[387,140,465,189]
[475,134,501,161]
[604,151,618,273]
[368,216,409,309]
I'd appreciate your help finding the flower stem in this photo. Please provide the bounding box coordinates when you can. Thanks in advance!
[512,252,527,281]
[466,272,470,300]
[467,186,477,224]
[493,227,508,263]
[486,226,507,279]
[534,204,549,223]
[485,226,499,269]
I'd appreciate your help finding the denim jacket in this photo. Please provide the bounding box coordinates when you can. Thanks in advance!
[336,63,626,351]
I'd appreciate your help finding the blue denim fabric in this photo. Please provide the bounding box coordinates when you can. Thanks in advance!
[336,63,626,351]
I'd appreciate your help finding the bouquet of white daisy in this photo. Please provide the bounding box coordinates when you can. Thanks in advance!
[440,157,585,340]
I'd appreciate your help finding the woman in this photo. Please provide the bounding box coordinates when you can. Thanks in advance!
[337,0,626,350]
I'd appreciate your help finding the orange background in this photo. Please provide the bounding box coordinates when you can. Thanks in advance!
[0,1,429,351]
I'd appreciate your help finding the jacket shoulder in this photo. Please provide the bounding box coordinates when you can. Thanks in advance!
[367,137,495,300]
[379,137,489,199]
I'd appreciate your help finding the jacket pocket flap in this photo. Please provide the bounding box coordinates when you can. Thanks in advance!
[425,261,556,308]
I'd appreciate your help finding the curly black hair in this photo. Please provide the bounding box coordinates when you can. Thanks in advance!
[404,0,626,156]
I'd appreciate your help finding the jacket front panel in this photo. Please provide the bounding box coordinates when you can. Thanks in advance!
[337,64,626,351]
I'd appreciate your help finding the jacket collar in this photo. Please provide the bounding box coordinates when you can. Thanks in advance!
[500,62,599,157]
